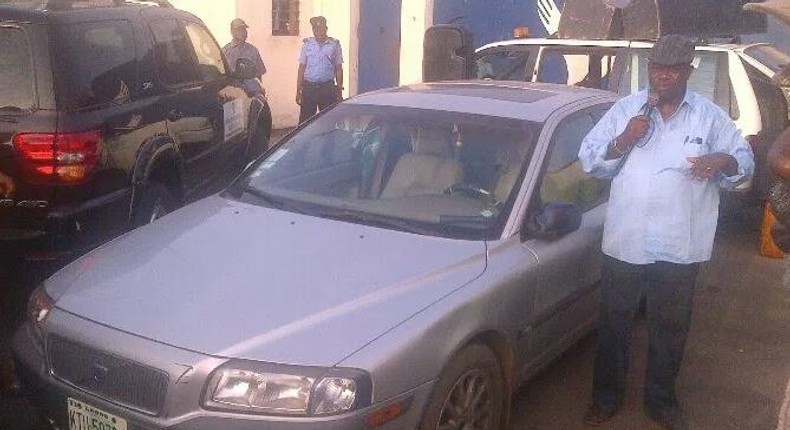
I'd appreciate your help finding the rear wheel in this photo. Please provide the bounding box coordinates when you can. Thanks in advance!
[419,344,505,430]
[131,182,176,228]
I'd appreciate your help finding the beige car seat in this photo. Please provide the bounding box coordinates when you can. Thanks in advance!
[380,127,463,198]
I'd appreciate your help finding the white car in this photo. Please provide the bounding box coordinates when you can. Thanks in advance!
[476,37,790,201]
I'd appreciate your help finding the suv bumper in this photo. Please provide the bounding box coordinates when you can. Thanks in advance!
[0,188,132,262]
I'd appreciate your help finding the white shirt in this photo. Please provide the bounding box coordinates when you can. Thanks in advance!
[578,90,755,264]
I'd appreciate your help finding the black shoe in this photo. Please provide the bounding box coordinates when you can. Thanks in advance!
[645,407,689,430]
[583,403,619,427]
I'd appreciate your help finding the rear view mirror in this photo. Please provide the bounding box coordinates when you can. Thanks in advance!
[526,202,583,240]
[234,58,260,80]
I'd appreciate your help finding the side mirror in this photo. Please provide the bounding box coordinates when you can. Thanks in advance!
[526,202,583,240]
[234,57,260,80]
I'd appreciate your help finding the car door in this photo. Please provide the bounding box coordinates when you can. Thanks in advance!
[520,103,612,363]
[182,18,251,168]
[146,14,223,193]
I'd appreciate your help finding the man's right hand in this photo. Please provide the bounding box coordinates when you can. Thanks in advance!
[295,91,302,106]
[618,115,651,150]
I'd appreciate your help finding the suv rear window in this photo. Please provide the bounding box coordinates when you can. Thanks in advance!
[54,20,137,110]
[0,26,35,111]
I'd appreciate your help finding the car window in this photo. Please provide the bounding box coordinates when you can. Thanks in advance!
[539,109,609,211]
[183,22,226,82]
[237,104,541,240]
[537,49,618,91]
[149,18,198,86]
[54,20,137,110]
[475,49,531,81]
[0,27,35,110]
[618,49,738,118]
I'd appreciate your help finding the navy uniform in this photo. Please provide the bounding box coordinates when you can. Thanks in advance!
[297,16,343,123]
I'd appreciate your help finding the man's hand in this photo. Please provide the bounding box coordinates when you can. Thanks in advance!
[0,171,14,198]
[335,85,343,103]
[606,115,650,159]
[295,90,302,106]
[619,115,651,149]
[687,153,737,180]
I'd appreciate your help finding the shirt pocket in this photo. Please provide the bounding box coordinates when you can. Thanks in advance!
[681,136,710,158]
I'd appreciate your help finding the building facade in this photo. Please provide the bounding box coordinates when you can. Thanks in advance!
[171,0,788,129]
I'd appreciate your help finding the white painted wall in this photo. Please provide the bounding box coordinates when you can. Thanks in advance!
[168,0,358,129]
[399,0,433,85]
[169,0,236,45]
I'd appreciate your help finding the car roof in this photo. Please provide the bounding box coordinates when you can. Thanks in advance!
[0,0,171,23]
[477,37,773,53]
[346,81,616,122]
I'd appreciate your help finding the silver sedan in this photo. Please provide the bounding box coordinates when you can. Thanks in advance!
[14,81,617,430]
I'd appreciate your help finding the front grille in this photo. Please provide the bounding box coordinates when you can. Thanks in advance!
[48,336,169,415]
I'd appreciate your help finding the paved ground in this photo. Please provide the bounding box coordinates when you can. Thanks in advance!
[509,212,790,430]
[1,167,788,430]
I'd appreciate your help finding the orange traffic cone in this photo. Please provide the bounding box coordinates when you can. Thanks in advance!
[759,202,786,258]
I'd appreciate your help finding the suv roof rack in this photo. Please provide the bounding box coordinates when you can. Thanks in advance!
[42,0,173,10]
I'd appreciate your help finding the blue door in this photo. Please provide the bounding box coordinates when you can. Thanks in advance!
[358,0,402,93]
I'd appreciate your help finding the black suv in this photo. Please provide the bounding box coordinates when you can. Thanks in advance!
[0,0,272,266]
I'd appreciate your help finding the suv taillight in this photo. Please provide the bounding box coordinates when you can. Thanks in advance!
[13,131,102,183]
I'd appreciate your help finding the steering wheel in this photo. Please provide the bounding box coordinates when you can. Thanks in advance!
[444,183,499,205]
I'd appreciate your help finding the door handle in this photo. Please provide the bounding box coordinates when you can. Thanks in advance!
[167,109,184,121]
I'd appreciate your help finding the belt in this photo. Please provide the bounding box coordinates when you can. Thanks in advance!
[303,80,335,87]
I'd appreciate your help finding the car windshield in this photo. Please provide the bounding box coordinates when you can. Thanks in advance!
[0,26,35,111]
[232,104,540,240]
[743,45,790,77]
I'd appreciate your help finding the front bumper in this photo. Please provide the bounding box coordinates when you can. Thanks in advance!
[12,320,432,430]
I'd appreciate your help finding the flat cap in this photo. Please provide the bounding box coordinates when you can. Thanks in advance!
[310,16,327,27]
[649,35,695,66]
[231,18,248,29]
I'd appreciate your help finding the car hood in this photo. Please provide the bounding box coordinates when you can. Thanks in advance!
[47,195,487,365]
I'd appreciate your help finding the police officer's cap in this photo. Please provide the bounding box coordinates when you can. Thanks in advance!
[310,16,327,27]
[231,18,249,29]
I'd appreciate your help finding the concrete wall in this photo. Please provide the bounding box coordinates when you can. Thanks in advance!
[399,0,433,85]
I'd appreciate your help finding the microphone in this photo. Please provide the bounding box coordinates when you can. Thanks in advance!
[645,89,659,117]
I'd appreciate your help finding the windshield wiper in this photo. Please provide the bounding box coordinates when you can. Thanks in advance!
[0,105,30,113]
[438,214,495,229]
[239,186,309,215]
[313,208,436,235]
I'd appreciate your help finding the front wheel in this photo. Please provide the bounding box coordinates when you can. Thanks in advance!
[419,344,505,430]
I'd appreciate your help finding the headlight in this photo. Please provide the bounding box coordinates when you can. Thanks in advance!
[27,286,54,328]
[204,361,372,416]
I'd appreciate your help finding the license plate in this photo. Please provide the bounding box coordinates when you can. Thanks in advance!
[67,398,127,430]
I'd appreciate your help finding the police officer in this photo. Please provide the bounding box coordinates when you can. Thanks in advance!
[296,16,344,123]
[222,18,266,97]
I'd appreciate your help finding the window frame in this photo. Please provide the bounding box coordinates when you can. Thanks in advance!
[272,0,300,36]
[527,104,613,217]
[147,17,201,89]
[182,20,228,84]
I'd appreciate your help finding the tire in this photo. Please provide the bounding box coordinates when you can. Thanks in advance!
[247,105,272,160]
[131,182,176,228]
[419,344,505,430]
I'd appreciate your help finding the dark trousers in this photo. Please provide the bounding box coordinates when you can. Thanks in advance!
[299,81,337,123]
[592,256,699,414]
